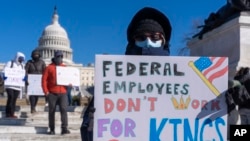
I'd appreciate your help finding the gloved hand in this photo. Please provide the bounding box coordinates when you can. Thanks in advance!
[3,76,7,80]
[2,73,7,80]
[25,81,29,86]
[22,76,27,82]
[225,90,236,114]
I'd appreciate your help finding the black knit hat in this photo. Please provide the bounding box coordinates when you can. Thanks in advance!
[127,7,172,44]
[133,19,165,37]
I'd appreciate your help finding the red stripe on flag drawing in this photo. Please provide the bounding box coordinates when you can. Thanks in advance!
[202,57,228,83]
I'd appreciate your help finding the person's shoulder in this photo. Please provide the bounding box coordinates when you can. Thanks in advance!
[26,60,33,64]
[60,64,66,67]
[39,59,46,63]
[48,63,55,66]
[44,63,54,68]
[6,60,12,64]
[4,60,13,67]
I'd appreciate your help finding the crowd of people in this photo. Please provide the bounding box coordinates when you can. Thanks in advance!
[0,50,83,136]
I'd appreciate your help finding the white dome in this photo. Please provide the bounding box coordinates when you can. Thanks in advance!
[42,13,68,38]
[35,7,73,65]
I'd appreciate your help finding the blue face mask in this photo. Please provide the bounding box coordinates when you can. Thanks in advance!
[135,38,163,48]
[141,47,169,56]
[54,56,63,65]
[125,44,169,56]
[18,56,24,63]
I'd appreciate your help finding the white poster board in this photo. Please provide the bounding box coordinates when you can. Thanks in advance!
[27,74,44,96]
[4,67,25,87]
[94,55,228,141]
[56,66,80,86]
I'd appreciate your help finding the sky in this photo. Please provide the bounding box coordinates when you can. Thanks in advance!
[0,0,226,66]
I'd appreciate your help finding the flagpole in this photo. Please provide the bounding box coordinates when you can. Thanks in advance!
[188,61,220,96]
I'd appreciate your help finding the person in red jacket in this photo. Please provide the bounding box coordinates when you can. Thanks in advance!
[42,50,70,135]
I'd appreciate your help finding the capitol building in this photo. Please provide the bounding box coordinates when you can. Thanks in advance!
[0,7,94,88]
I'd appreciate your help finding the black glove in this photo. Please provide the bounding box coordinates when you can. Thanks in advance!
[225,91,236,113]
[25,81,29,86]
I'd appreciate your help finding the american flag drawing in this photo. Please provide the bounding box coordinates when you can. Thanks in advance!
[189,57,228,96]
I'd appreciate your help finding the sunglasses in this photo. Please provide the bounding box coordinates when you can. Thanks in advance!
[133,33,163,42]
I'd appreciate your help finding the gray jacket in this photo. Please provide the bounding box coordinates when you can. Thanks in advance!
[25,59,46,74]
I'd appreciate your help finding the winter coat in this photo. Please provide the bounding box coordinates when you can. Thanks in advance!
[82,86,95,131]
[25,59,46,74]
[0,77,4,94]
[42,63,67,95]
[2,52,26,91]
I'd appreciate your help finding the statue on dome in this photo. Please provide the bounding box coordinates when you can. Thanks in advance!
[193,0,250,39]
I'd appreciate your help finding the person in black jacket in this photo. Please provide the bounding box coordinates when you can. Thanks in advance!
[25,50,46,113]
[233,67,250,125]
[80,6,172,141]
[225,79,240,140]
[0,76,4,97]
[81,86,94,141]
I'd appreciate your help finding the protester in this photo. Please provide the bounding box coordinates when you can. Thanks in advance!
[42,50,70,135]
[80,86,94,141]
[2,52,26,118]
[80,6,172,141]
[225,79,241,140]
[25,50,46,113]
[233,67,250,125]
[225,67,250,140]
[66,85,73,106]
[125,7,171,56]
[71,86,81,106]
[0,76,4,97]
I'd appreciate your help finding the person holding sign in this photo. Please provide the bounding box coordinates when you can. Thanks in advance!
[125,7,171,56]
[2,52,26,118]
[80,6,172,141]
[0,76,4,97]
[25,50,46,113]
[42,50,70,135]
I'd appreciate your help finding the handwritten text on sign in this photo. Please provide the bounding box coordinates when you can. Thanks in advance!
[27,74,44,96]
[94,55,228,141]
[4,67,25,87]
[56,66,80,86]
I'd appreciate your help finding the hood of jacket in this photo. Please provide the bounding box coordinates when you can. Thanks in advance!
[125,7,172,56]
[14,52,25,65]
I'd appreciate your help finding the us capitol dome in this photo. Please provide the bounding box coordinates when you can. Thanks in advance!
[34,7,94,87]
[35,7,73,65]
[0,7,94,87]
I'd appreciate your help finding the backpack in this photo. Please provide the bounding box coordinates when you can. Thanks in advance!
[10,60,14,68]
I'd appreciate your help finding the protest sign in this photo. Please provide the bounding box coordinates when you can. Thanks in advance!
[27,74,44,96]
[4,67,25,87]
[56,66,80,86]
[94,55,228,141]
